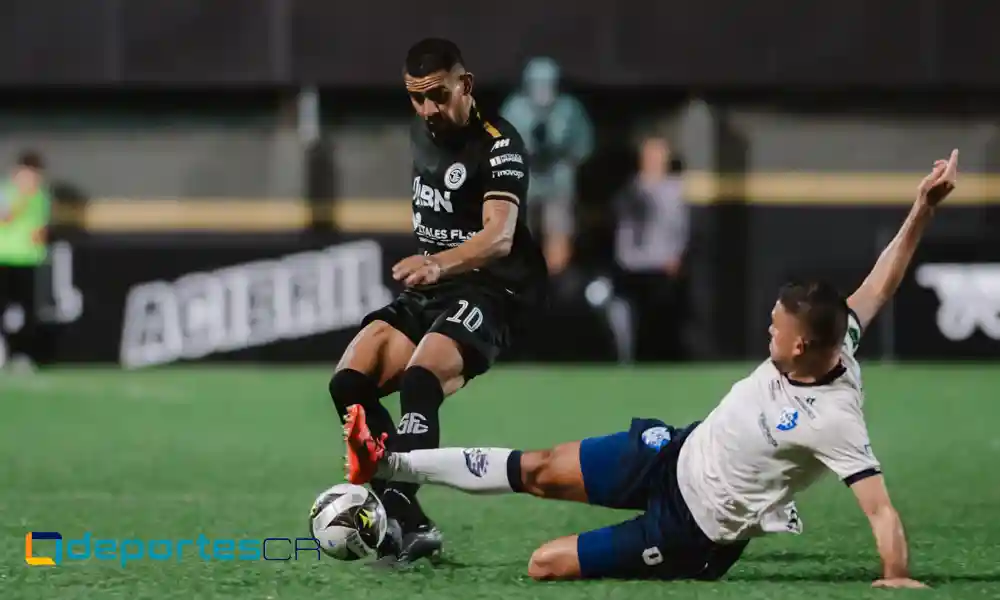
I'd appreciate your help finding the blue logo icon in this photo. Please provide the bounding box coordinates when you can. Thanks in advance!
[776,408,799,432]
[641,427,672,450]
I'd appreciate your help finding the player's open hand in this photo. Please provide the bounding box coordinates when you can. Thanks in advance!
[917,149,958,207]
[392,254,442,287]
[872,578,930,589]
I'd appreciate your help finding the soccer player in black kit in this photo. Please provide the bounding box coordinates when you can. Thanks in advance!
[329,38,547,567]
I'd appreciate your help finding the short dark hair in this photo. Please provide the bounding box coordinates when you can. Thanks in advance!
[16,150,44,171]
[405,38,464,77]
[777,281,848,350]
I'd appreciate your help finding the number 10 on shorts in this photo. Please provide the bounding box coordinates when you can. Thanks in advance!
[446,300,483,332]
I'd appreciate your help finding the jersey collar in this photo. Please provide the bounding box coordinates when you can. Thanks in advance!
[780,361,847,387]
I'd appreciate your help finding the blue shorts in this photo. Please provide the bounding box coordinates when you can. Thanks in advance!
[576,418,748,580]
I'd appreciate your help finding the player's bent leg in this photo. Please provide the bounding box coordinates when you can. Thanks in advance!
[404,332,466,395]
[331,320,414,427]
[332,321,415,490]
[378,332,465,566]
[519,443,589,503]
[334,320,416,396]
[520,424,654,506]
[529,515,678,581]
[528,535,582,581]
[357,428,643,506]
[570,515,668,580]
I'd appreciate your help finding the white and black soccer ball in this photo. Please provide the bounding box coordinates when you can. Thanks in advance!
[308,483,387,561]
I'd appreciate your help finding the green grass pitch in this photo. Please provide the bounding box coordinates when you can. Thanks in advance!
[1,364,998,599]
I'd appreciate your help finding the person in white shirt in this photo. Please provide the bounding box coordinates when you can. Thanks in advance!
[342,151,958,588]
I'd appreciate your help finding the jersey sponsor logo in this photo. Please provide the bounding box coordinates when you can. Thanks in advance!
[119,240,392,369]
[490,139,510,151]
[792,396,817,419]
[489,153,523,167]
[915,263,1000,341]
[412,213,478,247]
[768,378,782,401]
[412,176,454,213]
[462,448,489,477]
[641,426,672,450]
[398,413,429,435]
[444,162,467,190]
[775,407,800,431]
[492,169,524,179]
[758,412,779,447]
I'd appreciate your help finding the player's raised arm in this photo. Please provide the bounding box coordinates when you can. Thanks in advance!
[847,150,959,330]
[849,475,927,589]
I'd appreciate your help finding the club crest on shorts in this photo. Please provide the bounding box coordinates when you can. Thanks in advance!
[641,426,672,450]
[463,448,489,477]
[444,163,467,190]
[776,408,800,431]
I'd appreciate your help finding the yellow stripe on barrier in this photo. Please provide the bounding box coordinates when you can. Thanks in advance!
[50,171,1000,233]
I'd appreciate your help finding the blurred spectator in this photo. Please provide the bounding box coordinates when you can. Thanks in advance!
[501,57,594,274]
[613,136,689,362]
[0,151,51,371]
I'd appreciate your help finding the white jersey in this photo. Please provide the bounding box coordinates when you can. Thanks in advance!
[676,312,880,542]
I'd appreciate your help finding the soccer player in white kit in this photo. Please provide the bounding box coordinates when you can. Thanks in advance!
[344,151,958,588]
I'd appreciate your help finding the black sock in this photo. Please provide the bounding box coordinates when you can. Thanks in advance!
[383,366,444,530]
[328,368,395,439]
[380,485,430,529]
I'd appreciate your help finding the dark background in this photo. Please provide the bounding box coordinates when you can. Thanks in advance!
[2,0,997,365]
[3,0,999,88]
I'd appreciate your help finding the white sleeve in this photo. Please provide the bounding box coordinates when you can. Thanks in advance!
[842,309,863,358]
[811,405,882,484]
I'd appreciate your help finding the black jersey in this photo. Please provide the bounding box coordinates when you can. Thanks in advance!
[409,105,547,301]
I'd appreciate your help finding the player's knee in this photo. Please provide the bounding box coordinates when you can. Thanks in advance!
[520,449,562,498]
[527,542,579,581]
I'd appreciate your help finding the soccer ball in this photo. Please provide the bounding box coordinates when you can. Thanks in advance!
[308,483,387,561]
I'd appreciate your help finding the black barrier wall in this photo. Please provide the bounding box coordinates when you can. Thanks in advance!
[893,240,1000,360]
[20,220,998,367]
[28,234,621,366]
[3,0,1000,88]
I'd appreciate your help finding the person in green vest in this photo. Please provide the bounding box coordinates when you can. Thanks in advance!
[0,151,50,371]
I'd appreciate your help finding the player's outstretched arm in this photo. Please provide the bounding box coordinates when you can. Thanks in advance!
[850,474,928,589]
[847,150,959,330]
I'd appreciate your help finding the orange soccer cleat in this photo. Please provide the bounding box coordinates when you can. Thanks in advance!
[343,404,387,485]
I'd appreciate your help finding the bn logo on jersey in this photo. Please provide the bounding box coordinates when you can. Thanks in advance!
[412,176,454,213]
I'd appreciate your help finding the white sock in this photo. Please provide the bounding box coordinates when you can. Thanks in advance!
[376,448,520,495]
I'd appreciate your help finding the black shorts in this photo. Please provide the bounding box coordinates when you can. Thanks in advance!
[361,283,515,380]
[576,418,749,581]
